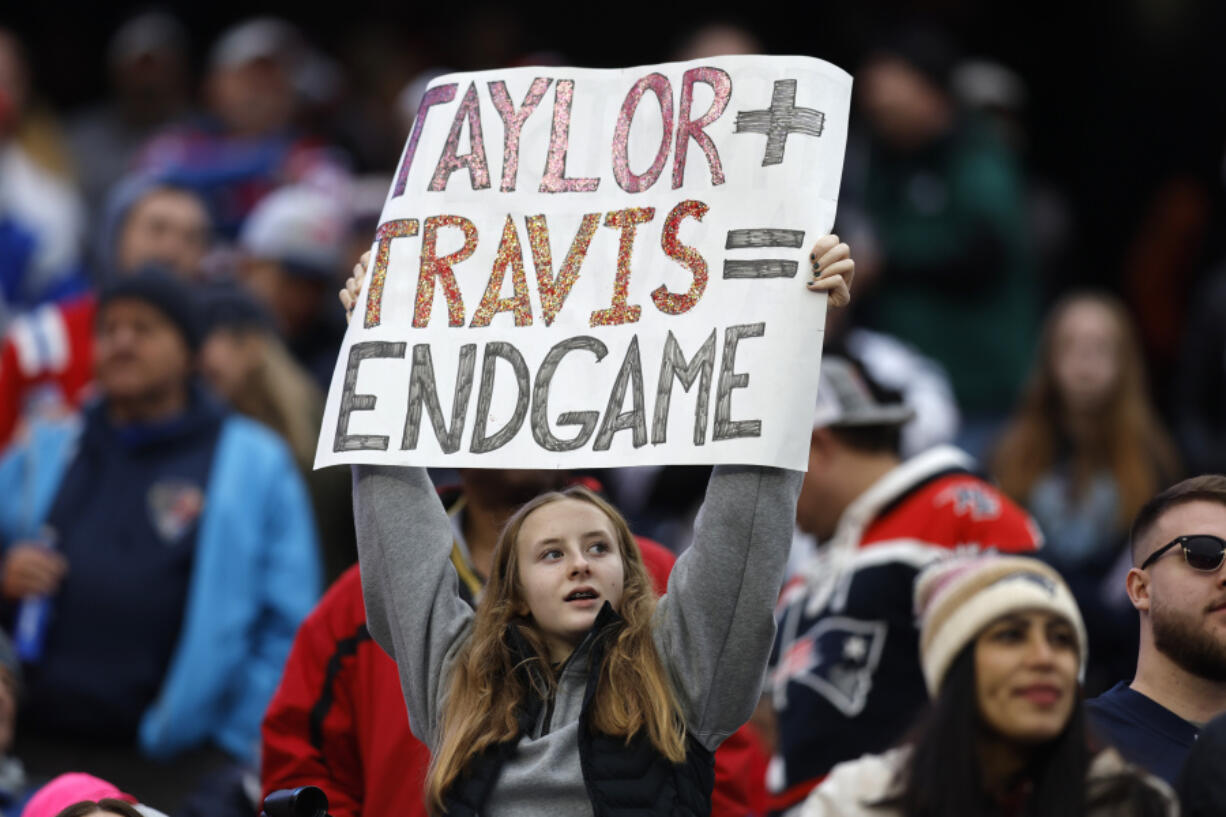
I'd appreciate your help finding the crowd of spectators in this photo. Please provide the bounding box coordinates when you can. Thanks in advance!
[2,9,1226,817]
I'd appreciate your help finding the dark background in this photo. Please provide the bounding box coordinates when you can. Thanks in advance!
[7,0,1226,292]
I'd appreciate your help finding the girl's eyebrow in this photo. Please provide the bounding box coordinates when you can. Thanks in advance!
[532,531,612,549]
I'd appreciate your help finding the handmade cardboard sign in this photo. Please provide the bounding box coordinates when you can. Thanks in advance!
[316,55,850,471]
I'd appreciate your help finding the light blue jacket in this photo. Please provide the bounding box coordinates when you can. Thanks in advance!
[0,414,321,762]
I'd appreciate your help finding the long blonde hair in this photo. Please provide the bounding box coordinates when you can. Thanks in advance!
[425,486,687,813]
[992,291,1178,525]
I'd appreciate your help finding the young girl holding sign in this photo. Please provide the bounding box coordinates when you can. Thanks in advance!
[349,236,852,816]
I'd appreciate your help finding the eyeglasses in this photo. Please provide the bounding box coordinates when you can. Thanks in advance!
[1139,534,1226,572]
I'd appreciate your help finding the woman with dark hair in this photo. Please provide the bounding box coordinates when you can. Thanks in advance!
[52,801,145,817]
[794,554,1176,817]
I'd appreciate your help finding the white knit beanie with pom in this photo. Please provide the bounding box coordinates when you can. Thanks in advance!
[914,553,1087,696]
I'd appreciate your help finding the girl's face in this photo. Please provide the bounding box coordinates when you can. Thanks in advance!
[975,610,1079,744]
[515,498,626,662]
[1051,300,1121,414]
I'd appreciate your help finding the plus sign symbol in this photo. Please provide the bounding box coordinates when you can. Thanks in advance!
[734,79,826,166]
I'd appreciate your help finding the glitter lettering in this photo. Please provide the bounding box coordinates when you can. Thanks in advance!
[590,207,654,326]
[652,200,709,315]
[525,212,600,326]
[364,219,420,329]
[393,83,457,197]
[540,80,600,193]
[471,215,533,328]
[489,77,552,193]
[612,73,673,193]
[429,83,491,192]
[673,67,731,189]
[416,216,478,328]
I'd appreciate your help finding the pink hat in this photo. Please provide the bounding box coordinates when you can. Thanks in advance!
[20,772,138,817]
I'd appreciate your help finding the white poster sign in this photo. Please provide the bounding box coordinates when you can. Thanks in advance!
[316,55,850,471]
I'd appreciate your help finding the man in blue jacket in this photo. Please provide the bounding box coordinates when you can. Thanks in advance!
[0,270,320,809]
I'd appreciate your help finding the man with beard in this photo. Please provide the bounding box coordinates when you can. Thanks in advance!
[1087,475,1226,784]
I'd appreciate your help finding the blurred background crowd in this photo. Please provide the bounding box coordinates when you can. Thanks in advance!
[3,0,1226,814]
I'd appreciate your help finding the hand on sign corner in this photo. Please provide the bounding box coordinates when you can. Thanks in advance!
[339,250,372,324]
[1,543,68,600]
[806,234,854,308]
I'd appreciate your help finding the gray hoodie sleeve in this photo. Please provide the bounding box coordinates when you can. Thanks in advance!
[652,464,803,750]
[352,464,472,749]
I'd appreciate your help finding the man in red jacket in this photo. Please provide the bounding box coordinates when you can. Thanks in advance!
[262,470,766,817]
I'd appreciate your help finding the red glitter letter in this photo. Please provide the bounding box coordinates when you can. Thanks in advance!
[416,216,478,328]
[393,83,457,197]
[364,219,420,329]
[672,67,731,189]
[652,200,709,315]
[471,216,533,327]
[540,80,600,193]
[525,212,600,326]
[429,83,491,192]
[612,73,674,194]
[590,208,655,327]
[489,77,552,193]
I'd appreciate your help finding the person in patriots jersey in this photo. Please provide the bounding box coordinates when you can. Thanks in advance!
[764,355,1041,814]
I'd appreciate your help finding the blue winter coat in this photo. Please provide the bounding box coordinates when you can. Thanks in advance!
[0,413,321,762]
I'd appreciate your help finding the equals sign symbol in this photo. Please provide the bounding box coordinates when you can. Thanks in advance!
[723,229,806,279]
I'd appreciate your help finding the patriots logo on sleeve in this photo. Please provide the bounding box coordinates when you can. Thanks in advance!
[773,616,888,717]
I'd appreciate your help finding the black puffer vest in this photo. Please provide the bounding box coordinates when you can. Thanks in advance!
[441,604,715,817]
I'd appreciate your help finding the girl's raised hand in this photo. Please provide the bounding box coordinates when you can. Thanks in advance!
[340,251,372,324]
[806,234,854,308]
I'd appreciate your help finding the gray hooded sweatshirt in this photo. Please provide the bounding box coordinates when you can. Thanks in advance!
[354,463,801,817]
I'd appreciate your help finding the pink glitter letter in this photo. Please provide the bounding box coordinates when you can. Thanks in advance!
[539,80,600,193]
[429,83,491,191]
[612,73,674,194]
[672,67,731,189]
[364,219,420,329]
[416,216,478,328]
[590,207,655,326]
[393,83,457,197]
[652,200,709,315]
[489,77,552,193]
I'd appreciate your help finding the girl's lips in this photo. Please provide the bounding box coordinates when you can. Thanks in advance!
[1015,685,1063,706]
[564,587,599,604]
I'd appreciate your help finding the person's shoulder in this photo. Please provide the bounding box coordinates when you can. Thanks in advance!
[294,564,369,647]
[1088,682,1199,753]
[880,452,1040,552]
[798,748,907,817]
[635,535,675,594]
[220,413,296,456]
[1088,682,1162,722]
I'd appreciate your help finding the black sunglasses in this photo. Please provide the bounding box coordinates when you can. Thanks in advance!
[1139,534,1226,572]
